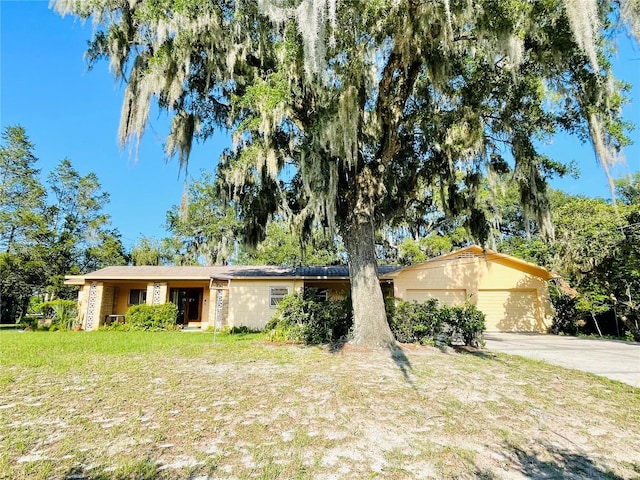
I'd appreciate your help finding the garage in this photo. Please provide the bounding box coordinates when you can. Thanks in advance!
[384,245,554,333]
[476,290,540,332]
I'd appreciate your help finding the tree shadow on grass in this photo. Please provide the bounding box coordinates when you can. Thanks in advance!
[63,457,165,480]
[475,440,628,479]
[389,344,414,385]
[452,344,513,368]
[327,339,347,353]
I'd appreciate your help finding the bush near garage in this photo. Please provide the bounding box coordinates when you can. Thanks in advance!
[267,290,484,347]
[386,298,485,347]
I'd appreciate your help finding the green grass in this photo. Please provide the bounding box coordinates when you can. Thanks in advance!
[0,331,639,479]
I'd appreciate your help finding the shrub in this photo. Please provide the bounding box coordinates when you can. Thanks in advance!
[265,289,352,344]
[267,291,485,347]
[438,303,485,347]
[19,315,41,330]
[386,298,485,347]
[549,283,580,335]
[39,299,78,331]
[386,297,441,344]
[123,303,179,331]
[228,325,261,334]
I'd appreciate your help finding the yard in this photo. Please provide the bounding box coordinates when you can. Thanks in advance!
[0,331,638,479]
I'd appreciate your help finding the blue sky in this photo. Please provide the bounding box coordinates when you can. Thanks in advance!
[1,1,639,250]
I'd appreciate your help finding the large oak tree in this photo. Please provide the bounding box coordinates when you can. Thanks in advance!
[55,0,639,346]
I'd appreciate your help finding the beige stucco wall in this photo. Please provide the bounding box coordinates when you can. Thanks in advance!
[146,282,168,305]
[393,256,553,333]
[76,284,90,329]
[110,282,149,314]
[227,279,303,330]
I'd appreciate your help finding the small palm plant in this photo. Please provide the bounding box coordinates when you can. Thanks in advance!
[40,300,78,330]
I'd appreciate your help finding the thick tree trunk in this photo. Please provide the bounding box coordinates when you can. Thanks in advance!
[343,216,395,348]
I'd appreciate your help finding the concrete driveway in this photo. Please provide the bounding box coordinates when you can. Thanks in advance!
[484,333,640,388]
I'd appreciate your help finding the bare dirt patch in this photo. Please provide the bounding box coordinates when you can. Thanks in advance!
[1,332,639,479]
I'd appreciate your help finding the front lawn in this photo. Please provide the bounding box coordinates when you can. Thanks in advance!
[0,331,638,479]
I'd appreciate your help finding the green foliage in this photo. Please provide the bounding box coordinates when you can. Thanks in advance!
[39,299,78,331]
[385,297,441,344]
[19,315,41,330]
[616,172,640,205]
[43,158,129,298]
[549,283,580,335]
[131,236,166,266]
[0,125,127,323]
[397,233,467,265]
[386,298,485,347]
[122,303,179,331]
[439,303,486,347]
[265,290,352,344]
[0,125,46,323]
[498,187,640,341]
[164,172,241,265]
[238,221,342,266]
[227,325,261,335]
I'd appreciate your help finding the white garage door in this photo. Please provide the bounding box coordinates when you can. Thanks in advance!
[406,289,467,306]
[477,290,539,332]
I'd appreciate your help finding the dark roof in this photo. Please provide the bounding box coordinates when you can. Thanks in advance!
[213,265,402,279]
[66,264,403,283]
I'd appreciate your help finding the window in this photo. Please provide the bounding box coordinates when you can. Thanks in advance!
[129,289,147,305]
[269,287,289,308]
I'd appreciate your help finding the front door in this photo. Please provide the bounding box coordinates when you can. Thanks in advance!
[170,288,202,325]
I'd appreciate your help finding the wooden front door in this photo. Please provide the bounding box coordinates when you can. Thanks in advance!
[170,288,202,325]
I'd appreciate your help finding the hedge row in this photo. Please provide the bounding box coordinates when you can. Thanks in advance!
[386,298,485,347]
[103,303,179,331]
[265,291,485,347]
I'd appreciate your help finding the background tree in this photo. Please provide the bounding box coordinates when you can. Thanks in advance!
[396,231,467,265]
[40,159,128,298]
[497,182,640,339]
[0,126,45,252]
[160,173,341,266]
[55,0,640,346]
[0,126,127,322]
[238,221,342,266]
[164,173,240,265]
[0,126,47,323]
[616,171,640,205]
[131,236,165,266]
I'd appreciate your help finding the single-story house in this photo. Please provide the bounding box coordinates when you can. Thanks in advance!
[64,245,555,333]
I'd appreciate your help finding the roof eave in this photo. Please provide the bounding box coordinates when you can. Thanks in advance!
[382,245,554,280]
[64,276,85,285]
[79,275,214,281]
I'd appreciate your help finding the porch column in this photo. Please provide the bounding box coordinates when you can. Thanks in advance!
[84,282,104,331]
[209,280,229,330]
[146,282,168,305]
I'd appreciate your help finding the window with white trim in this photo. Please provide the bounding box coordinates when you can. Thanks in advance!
[269,286,289,308]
